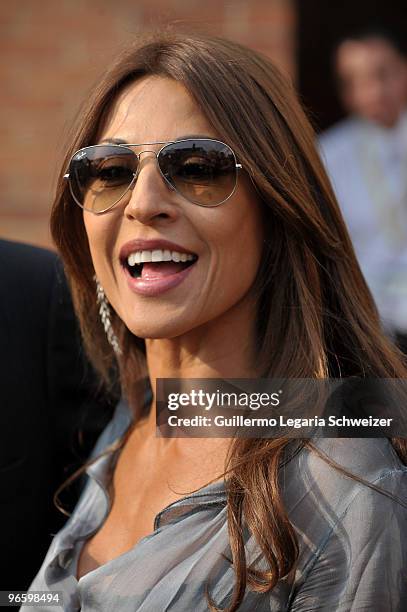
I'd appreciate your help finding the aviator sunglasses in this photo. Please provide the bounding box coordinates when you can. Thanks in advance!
[64,138,242,214]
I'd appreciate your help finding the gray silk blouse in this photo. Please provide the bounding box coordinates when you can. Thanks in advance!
[22,399,407,611]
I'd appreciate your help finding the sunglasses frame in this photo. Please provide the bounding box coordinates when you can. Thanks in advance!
[63,138,243,214]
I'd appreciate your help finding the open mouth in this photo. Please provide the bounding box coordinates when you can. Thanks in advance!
[124,249,198,280]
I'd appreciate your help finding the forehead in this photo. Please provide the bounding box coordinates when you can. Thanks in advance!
[98,75,217,143]
[336,38,401,77]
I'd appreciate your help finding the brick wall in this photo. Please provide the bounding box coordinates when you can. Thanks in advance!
[0,0,297,248]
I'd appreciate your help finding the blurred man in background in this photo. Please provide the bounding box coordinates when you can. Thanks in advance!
[319,28,407,349]
[0,239,114,590]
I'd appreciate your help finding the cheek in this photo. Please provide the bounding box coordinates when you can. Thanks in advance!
[389,78,407,104]
[83,214,117,293]
[83,215,104,268]
[208,204,263,301]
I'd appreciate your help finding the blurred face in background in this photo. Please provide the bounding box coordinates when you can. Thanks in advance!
[335,37,407,128]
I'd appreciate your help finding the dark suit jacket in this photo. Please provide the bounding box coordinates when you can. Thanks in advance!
[0,239,115,590]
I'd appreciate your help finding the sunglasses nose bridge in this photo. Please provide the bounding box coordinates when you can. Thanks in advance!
[136,149,160,173]
[126,149,155,191]
[128,149,176,192]
[128,149,176,197]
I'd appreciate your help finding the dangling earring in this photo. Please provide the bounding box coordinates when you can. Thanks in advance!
[94,275,122,355]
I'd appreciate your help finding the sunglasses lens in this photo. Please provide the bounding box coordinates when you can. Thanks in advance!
[69,145,136,212]
[159,140,238,206]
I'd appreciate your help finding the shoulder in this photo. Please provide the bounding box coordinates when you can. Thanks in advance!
[286,440,407,610]
[311,437,406,515]
[0,238,58,270]
[0,239,60,301]
[285,437,405,503]
[305,436,404,478]
[282,437,406,546]
[318,116,361,161]
[318,116,359,146]
[283,439,407,609]
[0,240,63,336]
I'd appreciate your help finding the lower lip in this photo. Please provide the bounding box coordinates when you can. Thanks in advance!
[123,262,197,296]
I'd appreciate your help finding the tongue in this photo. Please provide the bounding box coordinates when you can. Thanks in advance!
[141,261,188,280]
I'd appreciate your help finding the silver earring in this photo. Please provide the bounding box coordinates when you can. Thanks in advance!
[94,275,122,355]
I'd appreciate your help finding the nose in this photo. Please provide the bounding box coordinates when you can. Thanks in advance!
[123,152,178,225]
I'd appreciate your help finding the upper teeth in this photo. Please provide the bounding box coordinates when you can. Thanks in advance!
[127,250,195,266]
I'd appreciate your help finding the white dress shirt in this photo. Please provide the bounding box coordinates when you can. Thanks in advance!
[319,112,407,333]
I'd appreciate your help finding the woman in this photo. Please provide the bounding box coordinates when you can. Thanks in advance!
[23,33,407,611]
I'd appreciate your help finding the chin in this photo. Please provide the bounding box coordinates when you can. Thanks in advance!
[124,315,193,340]
[367,109,398,128]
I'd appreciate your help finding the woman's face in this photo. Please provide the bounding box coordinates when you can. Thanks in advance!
[83,75,264,339]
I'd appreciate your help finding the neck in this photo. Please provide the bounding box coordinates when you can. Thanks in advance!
[141,293,260,435]
[360,108,407,130]
[148,298,258,380]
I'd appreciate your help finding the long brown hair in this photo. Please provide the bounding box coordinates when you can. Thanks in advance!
[51,32,407,611]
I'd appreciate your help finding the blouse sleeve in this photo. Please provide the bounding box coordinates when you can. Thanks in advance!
[289,469,407,612]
